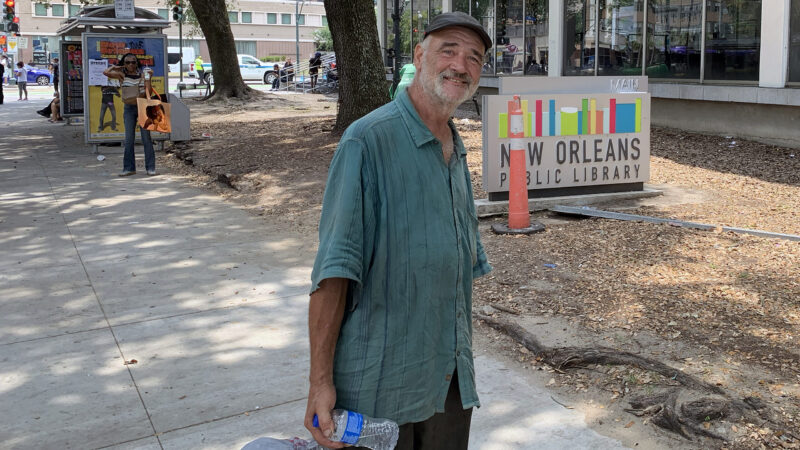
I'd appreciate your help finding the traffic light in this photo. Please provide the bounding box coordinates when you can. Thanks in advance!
[171,0,183,22]
[3,0,15,22]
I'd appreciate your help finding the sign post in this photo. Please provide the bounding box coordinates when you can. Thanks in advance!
[7,35,17,53]
[114,0,134,20]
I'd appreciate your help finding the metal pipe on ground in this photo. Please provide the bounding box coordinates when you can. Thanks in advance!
[550,205,800,242]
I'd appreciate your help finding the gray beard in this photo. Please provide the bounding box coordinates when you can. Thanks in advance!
[419,68,476,114]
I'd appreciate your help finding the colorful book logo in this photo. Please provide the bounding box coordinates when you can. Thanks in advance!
[498,97,643,138]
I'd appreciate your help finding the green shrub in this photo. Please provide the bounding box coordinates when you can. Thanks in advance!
[260,55,286,63]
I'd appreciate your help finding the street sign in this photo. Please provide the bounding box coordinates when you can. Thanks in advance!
[114,0,134,19]
[7,35,17,53]
[17,36,26,48]
[0,34,6,45]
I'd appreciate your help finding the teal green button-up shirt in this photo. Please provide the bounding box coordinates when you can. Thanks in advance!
[310,88,491,425]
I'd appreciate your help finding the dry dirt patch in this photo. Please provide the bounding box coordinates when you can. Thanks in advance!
[161,94,800,449]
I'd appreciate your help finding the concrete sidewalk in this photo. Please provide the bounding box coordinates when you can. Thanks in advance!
[0,100,625,449]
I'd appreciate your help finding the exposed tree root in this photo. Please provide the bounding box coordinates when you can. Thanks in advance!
[475,313,792,443]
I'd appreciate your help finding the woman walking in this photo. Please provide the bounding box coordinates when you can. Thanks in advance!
[14,62,27,101]
[103,53,156,176]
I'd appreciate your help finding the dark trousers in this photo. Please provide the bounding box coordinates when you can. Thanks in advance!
[0,82,3,104]
[197,70,205,84]
[354,371,472,450]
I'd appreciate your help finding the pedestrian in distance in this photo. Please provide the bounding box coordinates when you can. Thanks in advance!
[309,52,322,90]
[14,62,27,101]
[52,57,60,93]
[194,55,205,85]
[270,64,280,91]
[283,58,294,84]
[1,54,9,86]
[0,61,4,104]
[103,53,157,177]
[305,11,492,450]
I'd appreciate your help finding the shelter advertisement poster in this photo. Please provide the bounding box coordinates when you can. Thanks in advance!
[61,42,84,116]
[82,34,167,143]
[482,93,650,194]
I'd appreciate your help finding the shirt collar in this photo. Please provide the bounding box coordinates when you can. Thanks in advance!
[395,88,466,156]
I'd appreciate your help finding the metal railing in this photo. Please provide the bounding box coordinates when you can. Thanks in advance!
[275,54,338,94]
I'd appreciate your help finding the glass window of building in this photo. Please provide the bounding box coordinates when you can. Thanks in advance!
[703,0,760,81]
[597,0,644,76]
[384,0,413,66]
[34,3,48,16]
[410,0,430,56]
[564,0,598,75]
[69,4,80,16]
[431,0,443,17]
[267,13,277,24]
[495,0,524,75]
[157,8,168,20]
[242,12,252,23]
[282,13,292,24]
[297,14,305,25]
[235,41,257,56]
[229,12,238,23]
[790,0,800,81]
[322,15,328,26]
[644,0,701,79]
[525,0,549,75]
[169,39,201,55]
[51,4,64,16]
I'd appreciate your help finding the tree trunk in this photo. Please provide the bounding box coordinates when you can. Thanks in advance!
[324,0,390,132]
[188,0,258,100]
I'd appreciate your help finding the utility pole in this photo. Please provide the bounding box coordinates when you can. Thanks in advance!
[295,0,305,85]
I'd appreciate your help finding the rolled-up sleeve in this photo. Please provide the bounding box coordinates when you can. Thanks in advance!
[310,138,367,294]
[472,236,492,278]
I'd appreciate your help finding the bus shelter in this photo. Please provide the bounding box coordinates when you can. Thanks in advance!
[56,6,173,150]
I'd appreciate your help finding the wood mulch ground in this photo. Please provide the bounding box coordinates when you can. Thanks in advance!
[161,94,799,449]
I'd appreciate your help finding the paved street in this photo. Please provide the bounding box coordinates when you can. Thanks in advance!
[0,98,626,449]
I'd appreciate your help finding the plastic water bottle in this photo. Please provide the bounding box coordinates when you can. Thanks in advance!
[241,436,315,450]
[313,409,399,450]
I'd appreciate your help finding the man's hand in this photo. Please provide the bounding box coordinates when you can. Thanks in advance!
[305,277,349,448]
[304,381,345,448]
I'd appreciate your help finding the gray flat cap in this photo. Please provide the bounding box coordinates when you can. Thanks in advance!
[424,12,492,51]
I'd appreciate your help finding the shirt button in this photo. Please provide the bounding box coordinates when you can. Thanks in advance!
[457,312,462,318]
[445,374,452,381]
[456,350,461,357]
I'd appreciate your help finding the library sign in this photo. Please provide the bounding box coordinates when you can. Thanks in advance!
[482,86,650,199]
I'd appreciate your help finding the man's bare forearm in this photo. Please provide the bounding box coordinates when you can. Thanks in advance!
[308,278,349,386]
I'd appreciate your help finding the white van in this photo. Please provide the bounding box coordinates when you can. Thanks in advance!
[168,47,196,75]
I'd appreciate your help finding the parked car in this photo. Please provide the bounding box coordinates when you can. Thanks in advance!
[21,66,53,85]
[191,54,282,85]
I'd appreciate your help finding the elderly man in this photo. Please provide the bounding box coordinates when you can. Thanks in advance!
[305,12,492,450]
